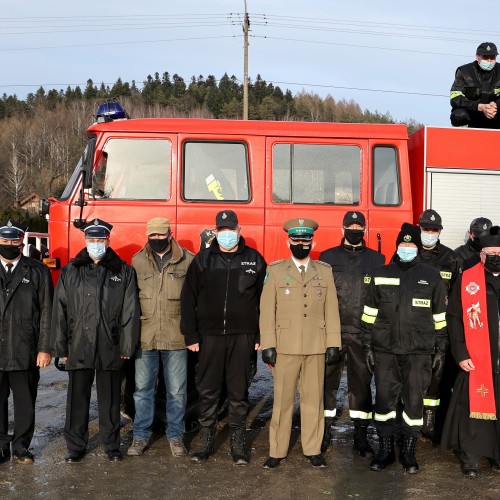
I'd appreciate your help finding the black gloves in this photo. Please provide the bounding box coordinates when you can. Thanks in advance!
[363,345,375,375]
[262,348,277,367]
[432,350,446,378]
[325,347,341,366]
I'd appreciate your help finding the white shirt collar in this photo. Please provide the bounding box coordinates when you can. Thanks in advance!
[1,257,21,272]
[291,256,310,273]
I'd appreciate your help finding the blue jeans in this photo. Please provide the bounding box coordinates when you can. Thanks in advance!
[133,349,187,441]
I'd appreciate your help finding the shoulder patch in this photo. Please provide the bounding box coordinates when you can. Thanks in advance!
[315,260,332,267]
[364,276,371,284]
[269,259,285,266]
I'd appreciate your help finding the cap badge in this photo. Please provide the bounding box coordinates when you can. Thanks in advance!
[465,282,480,295]
[299,219,304,226]
[487,45,491,51]
[94,219,99,225]
[430,215,435,221]
[483,224,488,229]
[222,212,227,219]
[7,220,12,227]
[352,213,358,219]
[403,234,412,242]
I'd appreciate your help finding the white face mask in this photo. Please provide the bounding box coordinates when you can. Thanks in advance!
[421,233,439,248]
[479,60,495,71]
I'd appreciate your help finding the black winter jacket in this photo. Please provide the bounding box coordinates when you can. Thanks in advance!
[180,236,266,346]
[454,239,481,271]
[419,241,460,292]
[361,256,449,355]
[0,257,53,370]
[319,240,385,334]
[51,247,140,370]
[450,61,500,110]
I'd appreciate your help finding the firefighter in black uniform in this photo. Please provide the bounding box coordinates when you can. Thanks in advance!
[450,42,500,128]
[318,211,385,456]
[417,209,459,442]
[361,223,448,474]
[454,217,492,271]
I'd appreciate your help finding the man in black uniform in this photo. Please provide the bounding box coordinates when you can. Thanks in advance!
[454,217,492,270]
[51,218,140,463]
[0,221,53,465]
[442,226,500,477]
[181,210,266,465]
[417,209,459,442]
[361,223,448,474]
[319,211,385,456]
[450,42,500,128]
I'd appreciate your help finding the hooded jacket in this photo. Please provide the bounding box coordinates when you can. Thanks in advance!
[51,247,140,370]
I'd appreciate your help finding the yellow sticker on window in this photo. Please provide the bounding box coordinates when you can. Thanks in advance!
[412,298,430,307]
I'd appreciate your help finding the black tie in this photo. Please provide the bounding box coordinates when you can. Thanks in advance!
[299,265,305,280]
[6,263,13,275]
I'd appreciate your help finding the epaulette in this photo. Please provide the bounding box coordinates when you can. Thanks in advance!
[315,260,332,267]
[269,259,285,266]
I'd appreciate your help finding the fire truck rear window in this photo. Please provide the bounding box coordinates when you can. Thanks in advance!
[272,144,361,204]
[91,139,171,200]
[183,142,250,202]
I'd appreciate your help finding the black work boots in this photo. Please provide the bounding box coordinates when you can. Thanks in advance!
[320,417,335,453]
[353,422,374,458]
[190,427,215,463]
[370,436,396,471]
[399,435,419,474]
[229,428,249,466]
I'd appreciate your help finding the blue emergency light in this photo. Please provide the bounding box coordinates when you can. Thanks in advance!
[95,99,129,123]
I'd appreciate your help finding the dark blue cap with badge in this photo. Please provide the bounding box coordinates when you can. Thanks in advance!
[81,218,113,238]
[216,210,238,229]
[283,218,319,241]
[0,220,27,240]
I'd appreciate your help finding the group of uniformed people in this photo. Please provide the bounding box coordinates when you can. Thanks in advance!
[1,208,500,478]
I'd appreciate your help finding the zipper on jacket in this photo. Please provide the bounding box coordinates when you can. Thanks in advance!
[223,255,232,335]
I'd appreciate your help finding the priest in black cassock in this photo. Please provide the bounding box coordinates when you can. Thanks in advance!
[442,225,500,478]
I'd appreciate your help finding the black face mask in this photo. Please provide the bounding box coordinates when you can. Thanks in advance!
[485,254,500,273]
[344,229,365,246]
[290,243,311,260]
[148,237,170,254]
[0,244,21,261]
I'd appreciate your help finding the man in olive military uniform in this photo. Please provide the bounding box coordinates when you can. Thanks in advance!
[260,218,341,469]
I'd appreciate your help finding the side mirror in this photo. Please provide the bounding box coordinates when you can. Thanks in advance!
[39,199,50,217]
[81,136,96,189]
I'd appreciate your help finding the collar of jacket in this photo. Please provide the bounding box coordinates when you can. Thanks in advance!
[395,254,421,270]
[208,235,247,255]
[421,240,441,255]
[71,247,122,274]
[145,237,183,263]
[341,238,366,253]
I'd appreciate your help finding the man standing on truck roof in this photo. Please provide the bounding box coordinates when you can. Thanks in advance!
[51,218,140,463]
[450,42,500,128]
[417,210,459,443]
[318,211,385,457]
[127,218,194,458]
[362,223,448,474]
[260,218,342,469]
[0,220,53,465]
[454,217,492,270]
[180,210,266,465]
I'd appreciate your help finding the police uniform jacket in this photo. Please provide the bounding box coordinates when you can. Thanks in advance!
[180,236,266,346]
[419,240,460,292]
[132,238,194,351]
[451,61,500,110]
[361,256,448,355]
[0,256,53,370]
[51,247,140,370]
[319,240,385,334]
[259,258,341,355]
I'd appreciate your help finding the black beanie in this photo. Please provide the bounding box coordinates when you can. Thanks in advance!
[396,222,422,250]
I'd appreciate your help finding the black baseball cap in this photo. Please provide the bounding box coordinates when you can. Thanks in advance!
[215,210,238,229]
[419,209,443,230]
[470,217,492,237]
[343,211,365,227]
[477,42,498,56]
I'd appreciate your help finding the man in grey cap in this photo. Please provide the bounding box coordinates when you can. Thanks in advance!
[0,220,53,465]
[454,217,492,270]
[450,42,500,128]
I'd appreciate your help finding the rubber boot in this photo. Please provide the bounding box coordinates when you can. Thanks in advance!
[421,407,436,442]
[353,422,374,458]
[399,435,419,474]
[370,436,396,471]
[320,417,335,453]
[230,428,249,466]
[191,427,215,463]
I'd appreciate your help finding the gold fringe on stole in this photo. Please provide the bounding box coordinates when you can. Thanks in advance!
[470,412,497,420]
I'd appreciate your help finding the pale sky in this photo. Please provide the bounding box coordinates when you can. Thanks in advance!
[0,1,497,126]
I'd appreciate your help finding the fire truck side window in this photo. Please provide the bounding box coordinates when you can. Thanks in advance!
[183,141,250,202]
[372,146,401,206]
[272,143,361,204]
[90,139,171,200]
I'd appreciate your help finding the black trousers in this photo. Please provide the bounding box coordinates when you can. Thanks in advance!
[0,369,39,451]
[64,369,121,453]
[196,334,254,429]
[324,333,373,421]
[374,352,432,438]
[451,107,500,128]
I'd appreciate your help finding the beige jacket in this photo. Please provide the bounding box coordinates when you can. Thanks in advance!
[259,258,341,355]
[132,238,194,350]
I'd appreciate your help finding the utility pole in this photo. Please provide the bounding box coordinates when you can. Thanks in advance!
[243,1,249,120]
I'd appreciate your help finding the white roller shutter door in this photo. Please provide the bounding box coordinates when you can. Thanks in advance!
[428,170,500,250]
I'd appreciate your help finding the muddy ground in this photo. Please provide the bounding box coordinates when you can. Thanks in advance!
[2,360,500,499]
